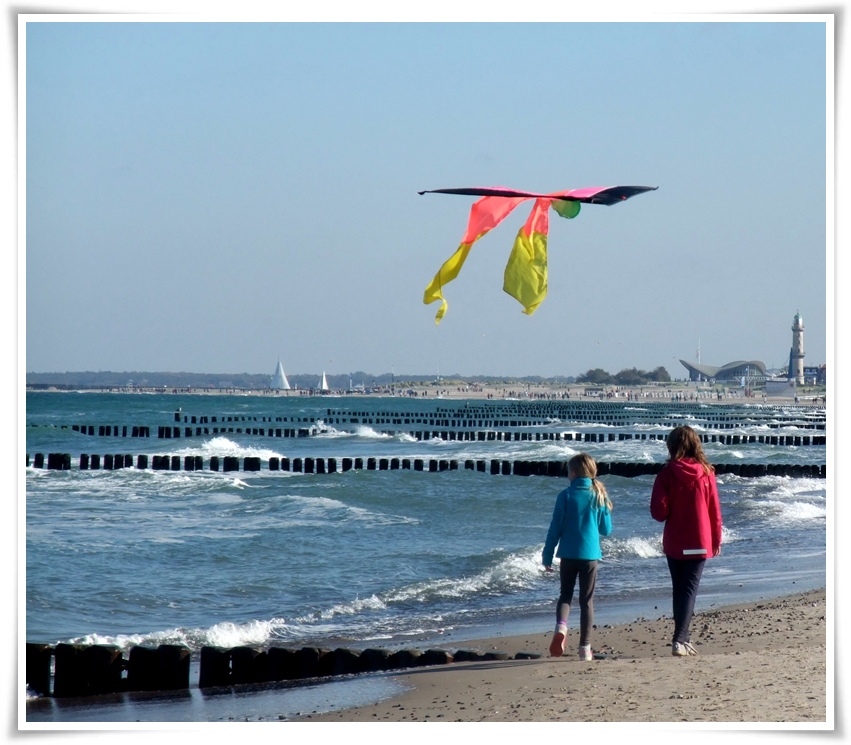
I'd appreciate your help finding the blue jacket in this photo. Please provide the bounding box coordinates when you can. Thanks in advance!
[542,477,612,565]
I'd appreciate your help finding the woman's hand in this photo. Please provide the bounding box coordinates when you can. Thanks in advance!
[713,546,721,557]
[545,565,554,573]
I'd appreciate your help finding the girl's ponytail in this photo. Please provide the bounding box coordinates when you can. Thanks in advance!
[568,453,613,511]
[591,477,613,512]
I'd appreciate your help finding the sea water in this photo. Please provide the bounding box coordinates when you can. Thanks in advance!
[24,392,827,721]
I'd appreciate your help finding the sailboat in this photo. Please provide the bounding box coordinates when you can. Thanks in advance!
[271,359,291,390]
[320,371,330,392]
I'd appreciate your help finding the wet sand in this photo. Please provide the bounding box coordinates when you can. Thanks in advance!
[305,589,827,724]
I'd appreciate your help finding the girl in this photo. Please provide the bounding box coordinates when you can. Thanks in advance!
[651,425,722,656]
[542,453,613,660]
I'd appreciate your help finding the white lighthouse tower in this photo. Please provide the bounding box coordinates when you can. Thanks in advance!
[790,312,805,385]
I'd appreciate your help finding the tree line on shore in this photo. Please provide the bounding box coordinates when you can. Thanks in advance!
[26,367,672,390]
[576,367,672,385]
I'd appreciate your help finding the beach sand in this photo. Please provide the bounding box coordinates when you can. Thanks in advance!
[305,589,827,724]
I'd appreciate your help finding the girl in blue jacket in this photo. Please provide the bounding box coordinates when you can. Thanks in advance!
[543,453,613,660]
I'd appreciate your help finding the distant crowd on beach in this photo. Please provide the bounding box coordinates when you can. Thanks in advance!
[28,382,826,406]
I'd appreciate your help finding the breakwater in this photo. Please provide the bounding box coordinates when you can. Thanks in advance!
[27,640,531,699]
[26,399,827,443]
[28,452,825,479]
[28,423,827,445]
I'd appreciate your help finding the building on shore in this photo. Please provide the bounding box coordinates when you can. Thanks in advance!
[679,359,767,382]
[680,313,819,386]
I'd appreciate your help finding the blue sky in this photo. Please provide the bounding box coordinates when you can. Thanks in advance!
[24,19,829,378]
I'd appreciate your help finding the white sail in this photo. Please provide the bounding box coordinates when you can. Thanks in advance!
[320,371,329,391]
[271,359,291,390]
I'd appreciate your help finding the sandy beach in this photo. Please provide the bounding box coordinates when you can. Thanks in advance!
[26,382,825,406]
[305,589,827,724]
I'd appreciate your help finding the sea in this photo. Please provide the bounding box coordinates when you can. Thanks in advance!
[24,391,828,722]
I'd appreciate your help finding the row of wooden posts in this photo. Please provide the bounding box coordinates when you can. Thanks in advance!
[28,452,826,479]
[26,641,535,699]
[51,423,828,447]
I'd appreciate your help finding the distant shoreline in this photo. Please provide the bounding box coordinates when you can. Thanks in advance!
[25,383,825,405]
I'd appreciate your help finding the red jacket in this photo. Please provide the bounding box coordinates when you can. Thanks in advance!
[650,458,722,560]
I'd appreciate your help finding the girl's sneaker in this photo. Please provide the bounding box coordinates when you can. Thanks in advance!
[672,641,697,656]
[578,644,592,661]
[549,626,567,657]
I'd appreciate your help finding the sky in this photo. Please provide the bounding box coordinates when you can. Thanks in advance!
[23,16,830,380]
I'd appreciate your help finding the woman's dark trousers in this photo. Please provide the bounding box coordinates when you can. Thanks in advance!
[666,556,706,644]
[557,559,597,647]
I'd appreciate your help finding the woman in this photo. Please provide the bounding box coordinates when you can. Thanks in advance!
[651,425,722,656]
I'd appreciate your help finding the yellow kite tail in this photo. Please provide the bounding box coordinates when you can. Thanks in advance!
[502,198,550,315]
[423,195,528,324]
[423,242,474,325]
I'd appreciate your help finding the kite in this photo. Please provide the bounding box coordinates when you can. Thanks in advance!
[420,185,657,324]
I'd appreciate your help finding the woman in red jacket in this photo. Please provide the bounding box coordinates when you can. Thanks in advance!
[651,425,722,656]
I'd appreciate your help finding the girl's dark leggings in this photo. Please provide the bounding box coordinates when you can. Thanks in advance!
[667,556,706,644]
[557,559,597,647]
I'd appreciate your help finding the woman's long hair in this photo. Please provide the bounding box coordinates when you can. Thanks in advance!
[666,425,714,475]
[568,453,613,511]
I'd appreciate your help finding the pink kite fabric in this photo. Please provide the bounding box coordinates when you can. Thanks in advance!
[421,184,656,323]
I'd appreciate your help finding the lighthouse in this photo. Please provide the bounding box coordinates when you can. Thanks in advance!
[789,312,805,385]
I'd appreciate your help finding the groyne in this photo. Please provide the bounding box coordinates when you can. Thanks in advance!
[27,640,528,699]
[27,452,825,479]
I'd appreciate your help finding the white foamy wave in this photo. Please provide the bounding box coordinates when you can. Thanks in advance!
[758,477,826,500]
[603,535,663,560]
[312,423,352,439]
[169,437,283,460]
[721,525,739,543]
[759,500,826,524]
[537,443,580,458]
[281,494,418,527]
[352,425,393,440]
[69,617,290,653]
[383,547,543,604]
[397,433,418,443]
[302,594,389,622]
[202,618,286,648]
[633,422,695,432]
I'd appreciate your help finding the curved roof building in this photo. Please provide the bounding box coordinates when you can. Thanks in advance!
[679,359,766,381]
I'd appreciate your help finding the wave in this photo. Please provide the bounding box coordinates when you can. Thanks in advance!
[754,499,826,525]
[161,437,285,460]
[81,548,548,651]
[602,526,740,562]
[351,425,393,440]
[279,494,419,528]
[602,535,663,560]
[383,547,544,605]
[68,616,290,654]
